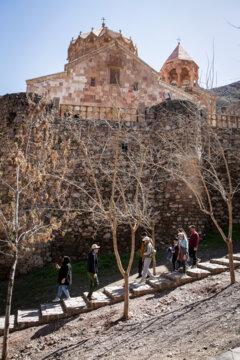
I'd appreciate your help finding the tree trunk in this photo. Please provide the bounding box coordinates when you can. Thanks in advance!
[151,222,156,275]
[123,272,130,320]
[2,251,18,360]
[227,239,235,284]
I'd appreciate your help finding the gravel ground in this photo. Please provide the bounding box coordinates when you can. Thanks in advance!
[3,267,240,360]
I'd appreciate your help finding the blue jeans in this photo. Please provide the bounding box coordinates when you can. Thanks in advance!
[57,285,70,298]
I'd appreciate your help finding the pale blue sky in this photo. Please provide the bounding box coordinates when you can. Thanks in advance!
[0,0,239,95]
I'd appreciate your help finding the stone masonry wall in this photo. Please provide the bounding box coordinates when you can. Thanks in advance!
[0,94,54,279]
[0,93,239,279]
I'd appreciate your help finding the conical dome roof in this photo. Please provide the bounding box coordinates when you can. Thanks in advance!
[165,43,195,63]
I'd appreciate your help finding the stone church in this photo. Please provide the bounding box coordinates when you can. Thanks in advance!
[26,21,216,114]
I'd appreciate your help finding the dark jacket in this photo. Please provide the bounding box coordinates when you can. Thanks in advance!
[172,244,179,262]
[58,256,72,285]
[87,251,98,274]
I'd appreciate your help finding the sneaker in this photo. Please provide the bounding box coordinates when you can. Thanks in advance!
[64,297,71,300]
[52,297,60,302]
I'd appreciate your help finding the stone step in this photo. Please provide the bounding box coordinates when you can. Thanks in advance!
[0,315,16,336]
[40,303,66,322]
[147,276,176,290]
[210,257,240,268]
[17,309,41,329]
[63,296,90,316]
[186,267,211,279]
[226,253,240,261]
[83,291,113,308]
[130,282,157,296]
[197,262,228,274]
[162,272,195,285]
[104,286,125,302]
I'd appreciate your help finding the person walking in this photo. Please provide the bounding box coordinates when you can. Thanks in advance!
[139,236,154,284]
[137,232,147,278]
[87,244,100,300]
[171,238,179,271]
[52,256,72,302]
[177,227,188,243]
[177,226,189,265]
[177,232,188,274]
[189,225,200,267]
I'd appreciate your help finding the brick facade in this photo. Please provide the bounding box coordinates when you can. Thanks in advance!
[26,25,196,110]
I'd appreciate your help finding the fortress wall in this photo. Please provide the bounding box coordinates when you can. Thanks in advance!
[0,93,239,279]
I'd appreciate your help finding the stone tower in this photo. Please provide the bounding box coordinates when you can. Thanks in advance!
[160,42,199,88]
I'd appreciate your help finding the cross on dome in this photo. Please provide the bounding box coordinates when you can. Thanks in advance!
[101,17,106,27]
[177,37,181,45]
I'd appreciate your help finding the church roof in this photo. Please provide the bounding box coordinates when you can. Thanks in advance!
[165,43,195,63]
[72,26,132,45]
[68,23,137,62]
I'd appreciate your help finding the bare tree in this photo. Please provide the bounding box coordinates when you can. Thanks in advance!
[0,97,70,360]
[152,103,239,284]
[51,112,150,319]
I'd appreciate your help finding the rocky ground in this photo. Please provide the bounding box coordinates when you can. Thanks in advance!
[2,266,240,360]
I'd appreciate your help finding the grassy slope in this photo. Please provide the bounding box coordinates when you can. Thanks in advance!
[199,224,240,249]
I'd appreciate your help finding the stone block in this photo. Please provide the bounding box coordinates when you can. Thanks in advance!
[161,272,195,285]
[40,303,66,322]
[130,282,156,296]
[197,262,228,274]
[17,308,41,329]
[226,253,240,261]
[210,258,240,267]
[83,291,113,308]
[63,296,89,315]
[186,267,211,279]
[0,315,16,335]
[104,286,125,302]
[147,276,176,290]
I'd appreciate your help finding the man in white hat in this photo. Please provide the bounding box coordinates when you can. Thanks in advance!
[139,236,154,284]
[87,244,100,300]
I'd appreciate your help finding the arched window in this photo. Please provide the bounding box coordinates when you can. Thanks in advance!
[169,68,177,84]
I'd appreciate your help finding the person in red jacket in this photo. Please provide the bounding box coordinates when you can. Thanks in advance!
[188,225,200,267]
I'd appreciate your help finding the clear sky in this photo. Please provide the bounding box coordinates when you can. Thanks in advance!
[0,0,239,95]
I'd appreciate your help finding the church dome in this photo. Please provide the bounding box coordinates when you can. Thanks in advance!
[67,22,138,62]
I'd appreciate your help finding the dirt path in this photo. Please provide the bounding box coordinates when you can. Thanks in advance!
[4,267,240,360]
